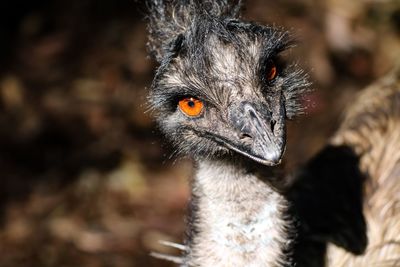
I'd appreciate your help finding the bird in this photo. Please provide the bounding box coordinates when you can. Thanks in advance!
[146,0,310,266]
[288,65,400,267]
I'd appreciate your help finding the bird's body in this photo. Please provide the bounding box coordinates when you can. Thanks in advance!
[326,66,400,267]
[288,66,400,267]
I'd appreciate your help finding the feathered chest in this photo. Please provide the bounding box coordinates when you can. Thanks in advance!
[186,161,291,267]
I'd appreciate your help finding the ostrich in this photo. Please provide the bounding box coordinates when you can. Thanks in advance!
[146,0,309,266]
[289,65,400,267]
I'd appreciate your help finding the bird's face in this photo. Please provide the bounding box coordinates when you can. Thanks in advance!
[150,19,309,166]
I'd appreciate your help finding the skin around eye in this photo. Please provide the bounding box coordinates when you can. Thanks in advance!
[178,97,204,117]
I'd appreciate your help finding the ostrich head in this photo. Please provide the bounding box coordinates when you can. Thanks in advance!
[147,1,309,166]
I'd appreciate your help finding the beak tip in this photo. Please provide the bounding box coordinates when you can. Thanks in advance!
[253,147,285,166]
[267,154,283,166]
[258,142,285,165]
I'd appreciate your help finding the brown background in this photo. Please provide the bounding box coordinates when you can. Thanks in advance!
[0,0,399,266]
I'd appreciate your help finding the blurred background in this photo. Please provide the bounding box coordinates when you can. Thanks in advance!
[0,0,399,266]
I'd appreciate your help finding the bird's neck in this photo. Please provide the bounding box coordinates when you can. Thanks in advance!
[185,159,292,267]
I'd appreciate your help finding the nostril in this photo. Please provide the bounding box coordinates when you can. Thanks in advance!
[270,120,276,133]
[240,133,253,140]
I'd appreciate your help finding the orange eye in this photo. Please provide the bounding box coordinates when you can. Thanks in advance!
[178,97,204,117]
[266,63,277,81]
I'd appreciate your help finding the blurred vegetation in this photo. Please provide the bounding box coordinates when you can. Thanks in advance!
[0,0,399,266]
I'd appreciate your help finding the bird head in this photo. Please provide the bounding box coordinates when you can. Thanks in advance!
[149,16,309,166]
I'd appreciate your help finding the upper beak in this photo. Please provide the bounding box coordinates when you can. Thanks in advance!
[226,101,286,166]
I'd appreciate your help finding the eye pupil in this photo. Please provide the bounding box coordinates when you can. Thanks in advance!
[188,101,195,107]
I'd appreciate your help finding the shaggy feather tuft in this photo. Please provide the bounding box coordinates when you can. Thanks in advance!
[147,0,243,61]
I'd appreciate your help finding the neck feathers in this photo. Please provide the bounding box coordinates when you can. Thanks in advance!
[185,160,292,267]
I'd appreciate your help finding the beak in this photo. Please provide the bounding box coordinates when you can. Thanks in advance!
[225,101,286,166]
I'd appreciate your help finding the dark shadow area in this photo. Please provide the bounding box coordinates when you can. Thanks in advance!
[288,145,367,267]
